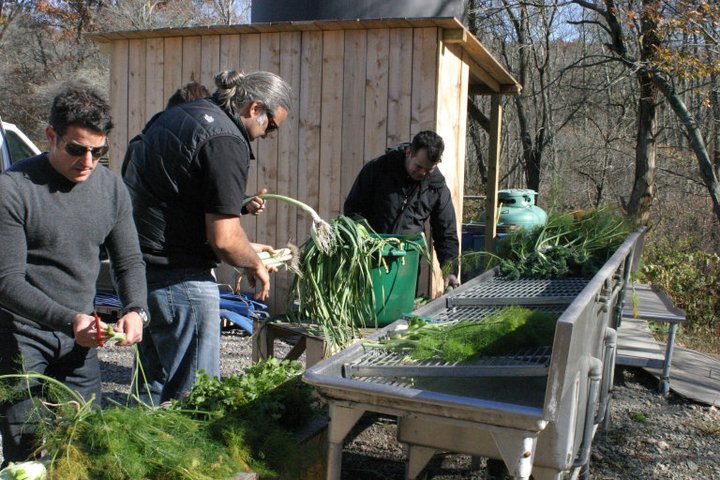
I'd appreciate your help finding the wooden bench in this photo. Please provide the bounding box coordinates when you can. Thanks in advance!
[252,320,328,369]
[617,282,686,393]
[251,319,379,370]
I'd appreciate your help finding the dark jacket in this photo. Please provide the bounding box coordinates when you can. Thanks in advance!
[343,145,459,269]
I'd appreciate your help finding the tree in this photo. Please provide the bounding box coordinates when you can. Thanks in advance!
[573,0,720,225]
[0,0,33,43]
[205,0,249,25]
[467,1,591,198]
[96,1,208,30]
[0,1,250,142]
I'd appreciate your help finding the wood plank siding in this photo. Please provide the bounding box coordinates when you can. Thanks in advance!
[90,17,520,312]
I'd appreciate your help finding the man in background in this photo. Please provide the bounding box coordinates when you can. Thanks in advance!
[344,130,461,290]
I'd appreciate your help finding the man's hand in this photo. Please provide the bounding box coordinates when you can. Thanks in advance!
[252,242,275,254]
[206,213,273,301]
[444,274,460,291]
[72,313,107,348]
[252,243,279,273]
[245,263,271,301]
[244,188,268,215]
[114,311,144,346]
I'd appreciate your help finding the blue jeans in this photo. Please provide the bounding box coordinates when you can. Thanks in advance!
[137,267,220,405]
[0,318,101,466]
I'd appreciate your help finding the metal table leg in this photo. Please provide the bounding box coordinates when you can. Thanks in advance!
[659,323,678,394]
[326,402,365,480]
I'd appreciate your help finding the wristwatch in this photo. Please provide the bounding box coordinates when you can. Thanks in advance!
[123,307,149,326]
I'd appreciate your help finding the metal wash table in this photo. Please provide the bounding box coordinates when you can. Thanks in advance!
[304,229,646,480]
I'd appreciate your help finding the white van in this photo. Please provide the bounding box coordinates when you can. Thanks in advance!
[0,120,42,171]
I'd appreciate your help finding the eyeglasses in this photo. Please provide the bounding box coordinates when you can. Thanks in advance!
[63,141,109,159]
[265,114,278,133]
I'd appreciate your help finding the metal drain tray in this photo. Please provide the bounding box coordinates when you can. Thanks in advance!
[343,345,553,380]
[444,277,590,308]
[342,278,587,383]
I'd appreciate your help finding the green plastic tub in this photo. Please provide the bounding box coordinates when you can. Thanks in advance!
[369,233,424,326]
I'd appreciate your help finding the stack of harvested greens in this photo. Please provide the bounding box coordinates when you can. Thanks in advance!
[488,208,634,280]
[364,306,558,363]
[0,359,322,480]
[289,215,429,354]
[241,193,430,354]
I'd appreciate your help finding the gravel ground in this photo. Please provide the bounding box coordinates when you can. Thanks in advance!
[94,329,720,480]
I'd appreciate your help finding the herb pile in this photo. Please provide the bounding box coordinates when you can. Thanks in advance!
[244,194,432,355]
[0,359,322,480]
[493,208,634,280]
[364,306,559,363]
[289,215,428,354]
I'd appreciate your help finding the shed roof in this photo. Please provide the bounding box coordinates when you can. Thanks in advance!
[87,17,521,95]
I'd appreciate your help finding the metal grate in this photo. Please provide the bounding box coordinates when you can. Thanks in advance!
[458,277,589,298]
[340,278,589,386]
[344,345,552,380]
[446,277,589,308]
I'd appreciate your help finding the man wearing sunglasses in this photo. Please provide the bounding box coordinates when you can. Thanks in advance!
[123,70,291,404]
[0,82,147,466]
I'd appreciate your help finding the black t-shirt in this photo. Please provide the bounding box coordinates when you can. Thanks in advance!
[198,135,249,217]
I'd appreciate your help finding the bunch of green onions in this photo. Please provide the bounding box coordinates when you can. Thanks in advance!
[242,193,335,253]
[241,194,431,355]
[289,215,390,354]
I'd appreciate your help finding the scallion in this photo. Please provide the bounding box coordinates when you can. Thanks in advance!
[242,194,336,253]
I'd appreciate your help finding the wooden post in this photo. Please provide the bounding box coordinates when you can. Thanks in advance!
[485,95,503,255]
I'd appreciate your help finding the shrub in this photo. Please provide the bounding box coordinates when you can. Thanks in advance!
[639,239,720,336]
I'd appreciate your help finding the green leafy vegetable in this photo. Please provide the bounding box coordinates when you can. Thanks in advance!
[494,208,634,279]
[105,325,126,344]
[0,359,323,480]
[289,215,429,354]
[0,461,47,480]
[365,306,559,363]
[177,358,315,429]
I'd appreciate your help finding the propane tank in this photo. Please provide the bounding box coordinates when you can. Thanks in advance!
[480,189,548,229]
[523,189,548,225]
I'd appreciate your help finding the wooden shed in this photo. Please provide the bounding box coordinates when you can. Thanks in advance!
[88,17,520,312]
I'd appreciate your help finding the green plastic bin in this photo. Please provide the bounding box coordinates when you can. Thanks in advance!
[369,233,424,326]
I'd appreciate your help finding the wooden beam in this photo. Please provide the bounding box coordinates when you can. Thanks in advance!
[469,83,522,96]
[464,53,501,93]
[485,95,503,255]
[442,29,466,44]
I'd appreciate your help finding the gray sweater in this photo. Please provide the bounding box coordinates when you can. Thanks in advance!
[0,154,147,332]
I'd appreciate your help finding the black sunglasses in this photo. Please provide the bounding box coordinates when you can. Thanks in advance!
[265,112,278,133]
[63,141,109,159]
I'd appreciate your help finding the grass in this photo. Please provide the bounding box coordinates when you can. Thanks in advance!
[691,419,720,437]
[649,323,720,360]
[638,238,720,359]
[630,412,649,424]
